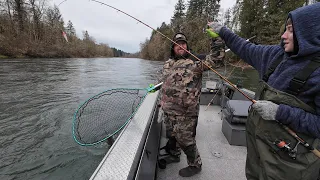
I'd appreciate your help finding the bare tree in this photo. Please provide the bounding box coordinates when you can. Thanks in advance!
[13,0,26,32]
[28,0,47,40]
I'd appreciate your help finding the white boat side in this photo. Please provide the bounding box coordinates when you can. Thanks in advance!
[90,92,159,180]
[90,81,254,180]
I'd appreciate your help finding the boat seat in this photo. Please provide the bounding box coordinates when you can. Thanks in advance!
[222,100,252,124]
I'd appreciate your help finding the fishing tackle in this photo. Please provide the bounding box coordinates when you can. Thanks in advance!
[274,139,297,159]
[80,1,320,159]
[205,35,257,110]
[279,123,320,158]
[90,0,255,104]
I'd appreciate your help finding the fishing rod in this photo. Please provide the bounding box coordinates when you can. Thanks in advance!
[279,123,320,158]
[225,35,256,52]
[87,1,320,159]
[204,60,242,111]
[200,31,320,158]
[58,0,68,6]
[205,35,257,110]
[90,0,255,103]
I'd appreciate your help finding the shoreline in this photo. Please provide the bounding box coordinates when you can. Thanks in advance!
[0,55,126,59]
[227,60,254,70]
[0,54,9,59]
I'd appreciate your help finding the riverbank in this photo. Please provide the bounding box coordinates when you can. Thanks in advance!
[0,54,132,59]
[0,54,9,59]
[0,35,122,59]
[227,59,254,70]
[0,46,128,59]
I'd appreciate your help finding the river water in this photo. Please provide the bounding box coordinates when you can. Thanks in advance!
[0,58,258,180]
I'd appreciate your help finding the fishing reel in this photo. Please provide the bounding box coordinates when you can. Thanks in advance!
[274,139,300,159]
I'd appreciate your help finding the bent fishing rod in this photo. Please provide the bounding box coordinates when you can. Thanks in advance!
[205,35,257,110]
[89,1,320,158]
[90,0,254,103]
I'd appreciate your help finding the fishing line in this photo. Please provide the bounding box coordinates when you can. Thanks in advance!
[71,1,320,159]
[90,0,255,103]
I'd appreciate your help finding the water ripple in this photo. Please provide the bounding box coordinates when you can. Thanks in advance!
[0,58,258,180]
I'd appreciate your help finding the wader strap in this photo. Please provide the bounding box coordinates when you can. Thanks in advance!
[287,57,320,95]
[262,57,283,82]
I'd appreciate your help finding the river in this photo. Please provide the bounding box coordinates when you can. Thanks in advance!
[0,58,258,180]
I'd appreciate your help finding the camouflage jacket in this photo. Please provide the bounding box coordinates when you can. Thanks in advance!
[158,38,225,116]
[159,56,219,116]
[205,37,225,68]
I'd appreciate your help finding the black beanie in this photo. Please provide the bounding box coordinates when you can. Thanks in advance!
[170,32,190,59]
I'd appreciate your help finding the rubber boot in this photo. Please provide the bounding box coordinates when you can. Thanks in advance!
[179,166,202,177]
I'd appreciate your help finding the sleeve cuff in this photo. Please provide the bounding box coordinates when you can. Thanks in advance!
[275,104,291,124]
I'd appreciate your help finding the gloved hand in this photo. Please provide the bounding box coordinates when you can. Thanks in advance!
[252,100,279,120]
[206,29,220,38]
[207,22,223,34]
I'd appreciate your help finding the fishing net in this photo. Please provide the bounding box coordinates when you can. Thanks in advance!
[72,88,148,146]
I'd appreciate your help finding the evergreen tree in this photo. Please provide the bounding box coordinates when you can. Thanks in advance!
[230,0,242,32]
[172,0,185,21]
[258,0,305,44]
[138,0,317,61]
[171,0,186,31]
[223,8,232,28]
[186,0,199,18]
[66,20,76,36]
[204,0,221,21]
[186,0,220,20]
[238,0,263,40]
[83,30,90,41]
[306,0,320,5]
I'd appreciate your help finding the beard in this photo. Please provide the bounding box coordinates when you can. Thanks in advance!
[174,51,189,59]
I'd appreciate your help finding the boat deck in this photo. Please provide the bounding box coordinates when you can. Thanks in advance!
[157,105,247,180]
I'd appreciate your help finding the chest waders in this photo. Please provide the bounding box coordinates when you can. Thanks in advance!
[245,81,320,180]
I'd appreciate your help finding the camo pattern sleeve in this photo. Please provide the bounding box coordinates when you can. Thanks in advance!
[204,37,226,69]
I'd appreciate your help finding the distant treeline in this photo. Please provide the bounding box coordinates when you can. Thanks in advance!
[0,0,129,58]
[139,0,319,61]
[112,48,129,57]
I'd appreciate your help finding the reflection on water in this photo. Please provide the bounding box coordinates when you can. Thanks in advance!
[0,58,258,180]
[203,66,259,92]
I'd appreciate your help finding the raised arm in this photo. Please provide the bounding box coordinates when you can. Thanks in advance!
[207,23,283,75]
[193,37,225,72]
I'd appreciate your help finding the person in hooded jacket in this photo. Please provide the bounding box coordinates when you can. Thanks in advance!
[158,32,224,177]
[207,3,320,180]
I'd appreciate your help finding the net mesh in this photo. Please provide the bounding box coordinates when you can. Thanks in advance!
[73,88,147,145]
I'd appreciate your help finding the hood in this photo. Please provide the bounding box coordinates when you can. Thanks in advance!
[287,3,320,58]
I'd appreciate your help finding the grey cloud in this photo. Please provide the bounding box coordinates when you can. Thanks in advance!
[54,0,235,53]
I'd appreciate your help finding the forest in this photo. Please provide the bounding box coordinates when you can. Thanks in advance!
[0,0,127,58]
[139,0,319,61]
[1,0,319,59]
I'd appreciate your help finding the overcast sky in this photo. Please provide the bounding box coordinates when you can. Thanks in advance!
[53,0,236,53]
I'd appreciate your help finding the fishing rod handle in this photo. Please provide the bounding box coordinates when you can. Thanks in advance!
[312,149,320,158]
[147,82,163,92]
[281,123,320,158]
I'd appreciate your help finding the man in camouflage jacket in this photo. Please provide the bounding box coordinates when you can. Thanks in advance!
[158,32,225,177]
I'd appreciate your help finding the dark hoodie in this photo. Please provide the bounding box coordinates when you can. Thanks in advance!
[219,3,320,138]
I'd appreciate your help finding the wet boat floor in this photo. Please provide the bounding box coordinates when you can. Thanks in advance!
[157,105,247,180]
